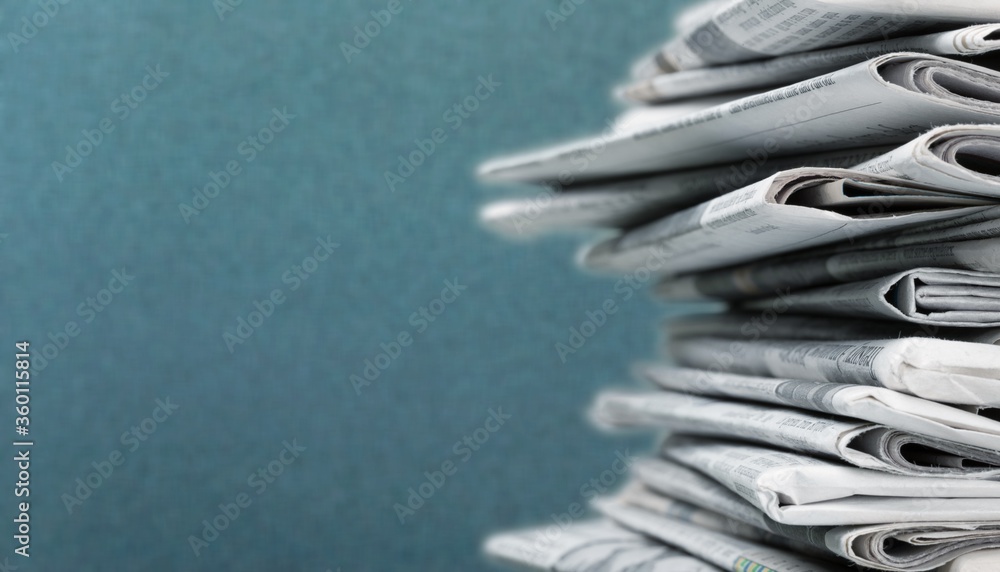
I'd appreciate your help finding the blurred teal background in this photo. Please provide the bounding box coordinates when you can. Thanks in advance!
[1,1,694,570]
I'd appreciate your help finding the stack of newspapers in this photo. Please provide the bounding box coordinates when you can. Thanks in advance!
[479,1,1000,571]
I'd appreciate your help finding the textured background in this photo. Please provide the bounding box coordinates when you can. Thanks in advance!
[0,1,700,570]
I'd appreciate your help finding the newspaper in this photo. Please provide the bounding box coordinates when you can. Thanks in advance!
[622,25,1000,103]
[593,497,839,571]
[664,312,1000,344]
[614,482,832,558]
[656,234,1000,301]
[634,365,1000,452]
[633,457,1000,571]
[629,459,833,552]
[592,389,1000,477]
[600,125,1000,286]
[853,125,1000,199]
[938,550,1000,572]
[805,196,1000,259]
[739,268,1000,326]
[478,54,1000,184]
[633,0,1000,74]
[479,147,888,237]
[667,335,1000,406]
[647,128,1000,302]
[482,122,1000,238]
[580,168,993,275]
[611,95,752,130]
[837,525,1000,572]
[842,206,1000,254]
[483,519,724,571]
[661,436,1000,526]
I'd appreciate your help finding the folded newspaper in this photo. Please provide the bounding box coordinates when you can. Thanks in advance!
[940,550,1000,572]
[592,389,1000,476]
[854,125,1000,199]
[666,312,1000,344]
[593,497,838,571]
[656,234,1000,301]
[479,147,887,237]
[480,123,1000,239]
[661,436,1000,526]
[613,481,828,557]
[479,54,1000,183]
[648,126,1000,299]
[634,365,1000,450]
[739,268,1000,326]
[667,336,1000,406]
[632,1,1000,75]
[582,168,994,275]
[631,457,1000,571]
[623,24,1000,103]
